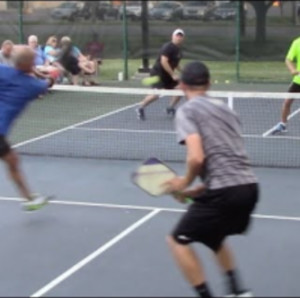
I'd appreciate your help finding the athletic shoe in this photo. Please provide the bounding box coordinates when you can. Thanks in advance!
[270,122,287,135]
[136,107,145,120]
[166,107,176,117]
[224,291,253,297]
[22,194,49,211]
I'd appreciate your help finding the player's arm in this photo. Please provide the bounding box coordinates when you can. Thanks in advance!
[285,58,299,76]
[183,133,205,186]
[160,55,177,80]
[164,133,205,193]
[286,40,299,76]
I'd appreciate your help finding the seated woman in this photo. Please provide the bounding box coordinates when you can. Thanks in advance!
[58,39,81,85]
[44,36,65,77]
[60,36,99,85]
[28,35,61,81]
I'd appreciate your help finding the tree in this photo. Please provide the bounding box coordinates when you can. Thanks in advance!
[247,0,276,44]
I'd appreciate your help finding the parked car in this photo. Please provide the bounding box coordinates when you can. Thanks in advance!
[181,1,211,20]
[119,1,153,21]
[51,2,83,20]
[149,1,183,21]
[95,1,119,20]
[206,2,237,20]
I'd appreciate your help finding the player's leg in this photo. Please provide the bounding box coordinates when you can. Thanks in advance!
[0,136,49,211]
[214,184,258,296]
[271,82,300,135]
[281,98,294,125]
[215,242,249,297]
[136,94,159,120]
[166,96,181,116]
[167,204,216,297]
[167,236,212,297]
[2,150,32,200]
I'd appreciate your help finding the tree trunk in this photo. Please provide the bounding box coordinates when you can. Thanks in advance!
[140,0,150,72]
[255,6,267,44]
[239,2,246,37]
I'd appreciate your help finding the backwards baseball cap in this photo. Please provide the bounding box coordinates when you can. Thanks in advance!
[180,61,210,86]
[172,28,185,36]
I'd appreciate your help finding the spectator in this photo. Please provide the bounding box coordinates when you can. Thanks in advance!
[60,36,99,85]
[0,40,14,67]
[27,35,61,81]
[58,38,81,85]
[44,36,60,64]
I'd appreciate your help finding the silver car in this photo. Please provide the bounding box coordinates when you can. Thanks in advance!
[51,2,83,20]
[182,1,210,20]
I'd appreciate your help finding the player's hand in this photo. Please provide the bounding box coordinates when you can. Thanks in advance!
[172,191,190,204]
[292,70,300,76]
[172,74,179,82]
[163,176,189,194]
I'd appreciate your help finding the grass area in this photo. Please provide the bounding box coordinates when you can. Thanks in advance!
[99,59,290,84]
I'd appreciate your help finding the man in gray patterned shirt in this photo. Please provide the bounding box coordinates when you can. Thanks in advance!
[164,62,259,297]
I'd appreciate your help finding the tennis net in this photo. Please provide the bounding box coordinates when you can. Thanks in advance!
[10,85,300,168]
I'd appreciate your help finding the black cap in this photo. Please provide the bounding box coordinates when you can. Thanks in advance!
[180,61,210,86]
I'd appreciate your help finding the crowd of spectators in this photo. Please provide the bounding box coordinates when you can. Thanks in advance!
[0,35,102,86]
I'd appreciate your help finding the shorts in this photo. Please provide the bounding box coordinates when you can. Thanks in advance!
[171,183,259,252]
[288,82,300,93]
[61,56,81,75]
[150,69,178,90]
[0,135,11,158]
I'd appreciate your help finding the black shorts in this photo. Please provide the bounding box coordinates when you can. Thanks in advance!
[0,135,11,158]
[171,183,259,252]
[150,69,178,90]
[288,82,300,93]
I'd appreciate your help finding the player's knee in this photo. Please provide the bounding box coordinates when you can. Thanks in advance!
[5,152,19,171]
[284,98,294,106]
[166,235,175,246]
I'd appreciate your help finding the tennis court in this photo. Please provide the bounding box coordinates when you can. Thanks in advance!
[1,85,300,297]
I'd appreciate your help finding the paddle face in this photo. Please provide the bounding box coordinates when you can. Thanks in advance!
[141,75,160,86]
[132,157,176,197]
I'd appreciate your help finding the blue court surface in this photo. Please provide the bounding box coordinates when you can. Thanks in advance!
[0,89,300,297]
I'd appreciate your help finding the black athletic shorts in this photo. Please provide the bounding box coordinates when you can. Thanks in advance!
[150,69,178,90]
[288,82,300,93]
[171,183,259,252]
[0,135,11,158]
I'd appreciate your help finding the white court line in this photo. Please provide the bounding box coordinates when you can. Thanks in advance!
[12,103,138,149]
[73,127,177,134]
[30,209,160,297]
[71,128,300,141]
[1,197,300,222]
[262,107,300,137]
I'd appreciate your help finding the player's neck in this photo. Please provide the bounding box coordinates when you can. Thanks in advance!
[186,90,208,100]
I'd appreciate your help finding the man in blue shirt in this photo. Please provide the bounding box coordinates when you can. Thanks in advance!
[0,45,54,211]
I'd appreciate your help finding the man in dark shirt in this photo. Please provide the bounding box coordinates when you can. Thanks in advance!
[136,29,184,120]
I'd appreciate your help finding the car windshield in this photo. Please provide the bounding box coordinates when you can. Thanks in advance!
[59,2,76,8]
[185,1,207,6]
[126,1,141,7]
[155,2,178,9]
[219,2,235,8]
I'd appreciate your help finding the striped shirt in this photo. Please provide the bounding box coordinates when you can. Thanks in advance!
[176,95,257,190]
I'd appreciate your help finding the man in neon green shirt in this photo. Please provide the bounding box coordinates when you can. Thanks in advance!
[270,37,300,135]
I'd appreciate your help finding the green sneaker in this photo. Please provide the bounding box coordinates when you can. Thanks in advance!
[23,194,50,211]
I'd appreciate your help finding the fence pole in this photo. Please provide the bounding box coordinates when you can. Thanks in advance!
[122,1,129,80]
[18,0,24,44]
[235,0,241,82]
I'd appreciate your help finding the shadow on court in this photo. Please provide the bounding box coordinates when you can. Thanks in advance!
[0,156,300,296]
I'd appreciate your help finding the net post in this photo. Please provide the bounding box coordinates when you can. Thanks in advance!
[122,1,129,80]
[18,0,24,44]
[235,0,241,82]
[228,95,234,110]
